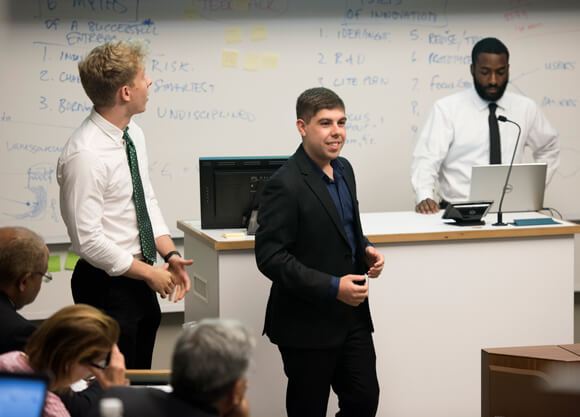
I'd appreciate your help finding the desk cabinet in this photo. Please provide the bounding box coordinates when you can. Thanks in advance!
[178,212,579,417]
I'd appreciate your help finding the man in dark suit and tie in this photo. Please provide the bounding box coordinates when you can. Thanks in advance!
[255,87,385,417]
[0,226,48,354]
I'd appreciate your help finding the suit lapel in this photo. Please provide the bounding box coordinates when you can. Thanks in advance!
[294,146,351,246]
[341,160,366,254]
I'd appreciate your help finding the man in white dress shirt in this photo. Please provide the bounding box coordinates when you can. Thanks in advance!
[411,37,559,214]
[57,41,192,369]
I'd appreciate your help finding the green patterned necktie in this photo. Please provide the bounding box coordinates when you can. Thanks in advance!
[124,127,156,264]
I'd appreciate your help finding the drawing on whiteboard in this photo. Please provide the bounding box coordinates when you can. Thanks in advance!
[1,163,55,220]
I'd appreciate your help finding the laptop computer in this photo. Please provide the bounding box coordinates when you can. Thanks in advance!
[469,163,547,213]
[0,372,49,417]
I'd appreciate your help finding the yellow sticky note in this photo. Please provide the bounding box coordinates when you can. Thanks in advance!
[47,255,61,273]
[250,24,267,41]
[184,5,201,20]
[222,232,245,239]
[243,53,260,71]
[222,49,239,68]
[262,52,279,69]
[226,26,243,44]
[65,252,80,271]
[232,0,249,11]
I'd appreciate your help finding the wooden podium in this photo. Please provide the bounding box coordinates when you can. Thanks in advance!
[482,344,580,417]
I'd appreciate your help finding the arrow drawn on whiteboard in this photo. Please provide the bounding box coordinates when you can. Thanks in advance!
[1,186,47,219]
[507,68,540,95]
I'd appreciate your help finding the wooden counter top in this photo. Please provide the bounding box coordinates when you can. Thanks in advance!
[178,211,580,251]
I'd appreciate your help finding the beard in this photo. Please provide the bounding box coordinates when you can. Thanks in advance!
[473,75,508,102]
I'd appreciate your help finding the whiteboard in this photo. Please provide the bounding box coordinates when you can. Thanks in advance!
[1,0,579,242]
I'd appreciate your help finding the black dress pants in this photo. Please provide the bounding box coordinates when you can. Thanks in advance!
[279,326,379,417]
[71,259,161,369]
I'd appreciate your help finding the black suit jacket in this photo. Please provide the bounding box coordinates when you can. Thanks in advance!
[255,145,373,349]
[0,290,36,354]
[91,386,218,417]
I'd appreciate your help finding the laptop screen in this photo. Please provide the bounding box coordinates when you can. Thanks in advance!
[0,372,48,417]
[469,163,547,213]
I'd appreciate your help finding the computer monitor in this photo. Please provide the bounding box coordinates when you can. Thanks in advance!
[469,163,547,213]
[199,156,287,229]
[0,372,49,417]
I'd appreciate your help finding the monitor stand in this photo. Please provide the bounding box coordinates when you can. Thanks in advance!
[246,209,259,235]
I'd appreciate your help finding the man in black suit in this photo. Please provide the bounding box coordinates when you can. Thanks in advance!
[97,318,253,417]
[0,227,48,354]
[255,87,385,417]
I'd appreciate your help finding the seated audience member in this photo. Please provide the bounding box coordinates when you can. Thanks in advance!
[0,304,128,417]
[0,227,125,417]
[98,318,254,417]
[0,227,49,353]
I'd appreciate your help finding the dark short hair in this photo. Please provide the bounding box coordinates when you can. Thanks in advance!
[0,227,46,286]
[296,87,345,123]
[471,37,509,65]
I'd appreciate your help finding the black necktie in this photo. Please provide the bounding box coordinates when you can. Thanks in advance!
[488,103,501,164]
[124,128,157,264]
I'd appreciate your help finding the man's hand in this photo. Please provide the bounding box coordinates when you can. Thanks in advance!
[365,246,384,278]
[415,198,439,214]
[91,344,129,389]
[144,264,175,298]
[337,274,368,307]
[167,256,193,302]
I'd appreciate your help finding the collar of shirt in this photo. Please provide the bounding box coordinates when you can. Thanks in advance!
[470,85,507,112]
[495,91,508,112]
[0,290,16,310]
[89,108,126,147]
[303,151,344,183]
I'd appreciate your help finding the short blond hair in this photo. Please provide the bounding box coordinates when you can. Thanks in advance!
[78,40,146,108]
[26,304,119,392]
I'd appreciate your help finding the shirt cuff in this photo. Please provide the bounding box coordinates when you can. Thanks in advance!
[328,275,340,299]
[416,190,434,204]
[106,252,135,277]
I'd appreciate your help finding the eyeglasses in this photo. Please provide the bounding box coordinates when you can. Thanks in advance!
[33,271,52,283]
[89,359,107,370]
[89,352,111,370]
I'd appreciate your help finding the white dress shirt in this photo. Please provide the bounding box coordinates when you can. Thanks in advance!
[57,109,169,276]
[411,87,559,204]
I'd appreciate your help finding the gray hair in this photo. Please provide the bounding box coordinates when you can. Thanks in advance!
[171,318,254,406]
[0,227,46,286]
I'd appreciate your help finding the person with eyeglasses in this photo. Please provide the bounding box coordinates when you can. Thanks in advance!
[0,228,127,417]
[0,304,129,417]
[0,226,50,354]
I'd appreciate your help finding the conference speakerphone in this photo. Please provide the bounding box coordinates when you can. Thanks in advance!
[442,201,493,226]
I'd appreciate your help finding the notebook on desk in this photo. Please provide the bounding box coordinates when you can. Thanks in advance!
[468,163,547,213]
[0,372,48,417]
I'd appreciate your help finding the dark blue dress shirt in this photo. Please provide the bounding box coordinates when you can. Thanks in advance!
[306,155,359,298]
